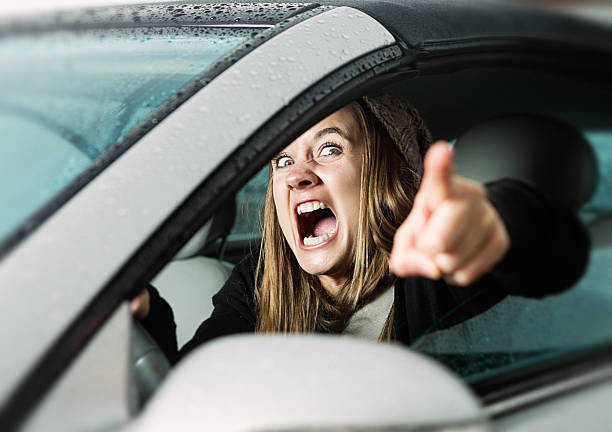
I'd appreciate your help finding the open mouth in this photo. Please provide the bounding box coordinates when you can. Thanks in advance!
[296,201,338,247]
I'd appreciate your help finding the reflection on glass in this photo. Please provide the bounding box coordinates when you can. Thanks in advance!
[0,27,257,241]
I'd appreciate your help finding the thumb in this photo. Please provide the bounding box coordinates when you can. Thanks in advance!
[420,141,455,209]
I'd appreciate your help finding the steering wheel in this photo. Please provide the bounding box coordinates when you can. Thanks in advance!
[131,320,171,409]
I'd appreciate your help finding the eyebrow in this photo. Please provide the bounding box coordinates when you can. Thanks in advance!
[271,126,348,162]
[315,127,347,140]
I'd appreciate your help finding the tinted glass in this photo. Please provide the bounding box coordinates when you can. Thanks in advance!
[0,26,256,242]
[412,129,612,382]
[231,167,268,239]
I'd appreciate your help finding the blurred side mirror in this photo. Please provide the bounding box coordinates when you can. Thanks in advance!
[130,335,489,431]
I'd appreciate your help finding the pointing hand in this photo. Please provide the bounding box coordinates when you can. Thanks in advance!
[389,141,510,286]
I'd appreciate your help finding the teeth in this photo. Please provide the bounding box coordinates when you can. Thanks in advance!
[297,201,327,215]
[303,230,335,246]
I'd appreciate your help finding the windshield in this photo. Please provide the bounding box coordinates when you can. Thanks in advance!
[0,26,256,242]
[411,129,612,383]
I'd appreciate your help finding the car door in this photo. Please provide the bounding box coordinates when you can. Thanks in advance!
[0,3,402,431]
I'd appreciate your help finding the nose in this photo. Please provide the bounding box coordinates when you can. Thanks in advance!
[286,160,320,190]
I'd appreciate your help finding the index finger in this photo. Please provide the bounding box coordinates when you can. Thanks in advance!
[419,141,455,209]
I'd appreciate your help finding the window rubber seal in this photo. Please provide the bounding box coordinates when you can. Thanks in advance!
[476,342,612,416]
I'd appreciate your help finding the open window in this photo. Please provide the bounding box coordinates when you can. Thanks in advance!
[141,63,612,423]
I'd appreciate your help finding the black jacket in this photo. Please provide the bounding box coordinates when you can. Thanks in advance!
[143,179,590,364]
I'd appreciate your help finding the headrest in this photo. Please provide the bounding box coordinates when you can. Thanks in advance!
[454,115,598,210]
[174,195,236,260]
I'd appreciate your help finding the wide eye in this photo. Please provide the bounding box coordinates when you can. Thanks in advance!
[276,155,294,168]
[320,144,342,157]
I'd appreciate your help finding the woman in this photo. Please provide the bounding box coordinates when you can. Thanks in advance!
[138,94,589,363]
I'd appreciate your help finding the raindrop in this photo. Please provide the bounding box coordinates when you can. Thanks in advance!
[238,113,251,123]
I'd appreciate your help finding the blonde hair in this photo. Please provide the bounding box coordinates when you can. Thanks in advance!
[255,101,419,340]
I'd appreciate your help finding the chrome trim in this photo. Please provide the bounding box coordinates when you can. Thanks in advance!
[180,24,274,28]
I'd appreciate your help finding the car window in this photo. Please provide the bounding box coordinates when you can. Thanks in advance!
[0,26,257,242]
[411,129,612,383]
[231,166,268,239]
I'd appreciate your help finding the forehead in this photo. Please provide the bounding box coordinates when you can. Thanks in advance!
[290,104,362,146]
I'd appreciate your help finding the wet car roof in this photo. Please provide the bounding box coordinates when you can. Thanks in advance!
[5,0,612,55]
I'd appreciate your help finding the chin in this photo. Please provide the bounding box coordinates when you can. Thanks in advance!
[294,254,333,276]
[294,248,348,278]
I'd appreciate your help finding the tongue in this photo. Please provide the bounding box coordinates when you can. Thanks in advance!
[313,215,336,237]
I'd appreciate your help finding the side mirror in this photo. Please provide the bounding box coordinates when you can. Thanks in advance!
[131,335,489,431]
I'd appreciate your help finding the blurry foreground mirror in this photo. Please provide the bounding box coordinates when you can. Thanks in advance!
[129,335,489,432]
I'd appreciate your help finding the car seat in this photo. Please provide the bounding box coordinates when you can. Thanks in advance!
[414,115,606,362]
[152,197,236,347]
[453,114,598,210]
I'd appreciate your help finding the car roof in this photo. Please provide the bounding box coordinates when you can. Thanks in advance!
[323,0,612,54]
[4,0,612,56]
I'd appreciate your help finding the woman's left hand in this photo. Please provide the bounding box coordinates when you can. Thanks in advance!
[389,141,510,286]
[130,288,151,320]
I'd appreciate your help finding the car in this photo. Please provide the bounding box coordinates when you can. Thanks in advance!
[1,1,612,431]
